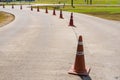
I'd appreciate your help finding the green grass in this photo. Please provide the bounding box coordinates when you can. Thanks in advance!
[62,6,120,13]
[86,12,120,21]
[34,0,120,4]
[61,6,120,21]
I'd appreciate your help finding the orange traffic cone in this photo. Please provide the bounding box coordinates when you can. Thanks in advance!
[37,6,39,12]
[45,7,48,13]
[20,5,22,10]
[69,13,75,27]
[12,4,14,9]
[68,36,90,75]
[59,9,64,19]
[53,8,56,15]
[3,4,5,8]
[31,6,33,11]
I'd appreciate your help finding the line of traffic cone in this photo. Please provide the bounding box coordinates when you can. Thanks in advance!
[45,7,48,13]
[37,6,39,12]
[53,8,56,15]
[3,4,5,8]
[31,6,33,11]
[20,5,22,10]
[69,13,75,27]
[68,36,90,75]
[12,4,14,9]
[59,9,64,19]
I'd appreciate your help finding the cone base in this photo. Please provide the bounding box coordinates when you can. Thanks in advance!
[68,25,75,27]
[68,65,90,76]
[60,17,64,19]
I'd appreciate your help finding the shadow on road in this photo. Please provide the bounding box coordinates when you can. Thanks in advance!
[79,75,92,80]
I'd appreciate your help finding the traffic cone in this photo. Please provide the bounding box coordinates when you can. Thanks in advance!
[31,6,33,11]
[53,8,56,15]
[69,13,75,27]
[3,4,5,8]
[12,4,14,9]
[45,7,48,13]
[59,9,64,19]
[68,36,90,75]
[37,6,39,12]
[20,5,22,10]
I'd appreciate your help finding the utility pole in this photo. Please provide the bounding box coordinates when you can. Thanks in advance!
[71,0,75,8]
[90,0,92,5]
[86,0,89,4]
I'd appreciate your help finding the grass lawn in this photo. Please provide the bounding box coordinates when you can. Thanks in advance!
[61,6,120,21]
[34,0,120,4]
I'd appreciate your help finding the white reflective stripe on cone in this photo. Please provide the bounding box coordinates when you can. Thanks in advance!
[78,42,83,45]
[77,51,84,55]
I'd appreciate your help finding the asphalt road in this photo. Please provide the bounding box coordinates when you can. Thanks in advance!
[0,5,120,80]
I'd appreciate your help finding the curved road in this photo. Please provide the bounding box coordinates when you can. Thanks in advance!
[0,5,120,80]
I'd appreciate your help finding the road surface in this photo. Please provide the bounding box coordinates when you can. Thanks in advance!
[0,5,120,80]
